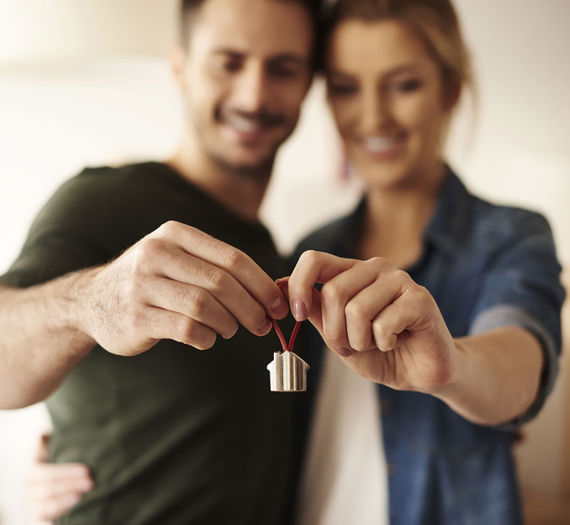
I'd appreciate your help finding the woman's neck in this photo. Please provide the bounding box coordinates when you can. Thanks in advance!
[358,163,446,268]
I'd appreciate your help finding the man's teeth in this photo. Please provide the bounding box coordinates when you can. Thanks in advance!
[226,115,259,133]
[363,136,399,153]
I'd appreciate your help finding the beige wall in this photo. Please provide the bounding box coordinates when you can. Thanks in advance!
[0,0,569,523]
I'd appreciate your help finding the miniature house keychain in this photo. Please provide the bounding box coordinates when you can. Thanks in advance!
[267,319,309,392]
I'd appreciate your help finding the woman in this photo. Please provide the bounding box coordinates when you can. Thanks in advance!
[28,0,565,523]
[287,0,565,524]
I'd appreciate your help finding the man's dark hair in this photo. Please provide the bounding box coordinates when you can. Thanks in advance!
[180,0,323,63]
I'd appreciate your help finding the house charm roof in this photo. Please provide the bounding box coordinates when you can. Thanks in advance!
[267,351,310,392]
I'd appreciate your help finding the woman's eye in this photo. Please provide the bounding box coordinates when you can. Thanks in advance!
[393,79,422,93]
[329,84,357,96]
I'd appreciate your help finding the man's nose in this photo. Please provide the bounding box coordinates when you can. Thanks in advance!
[231,63,269,113]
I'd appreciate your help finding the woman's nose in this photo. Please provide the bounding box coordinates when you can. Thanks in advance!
[359,88,392,133]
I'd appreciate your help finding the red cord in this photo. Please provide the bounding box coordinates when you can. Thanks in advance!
[271,318,302,353]
[288,321,301,351]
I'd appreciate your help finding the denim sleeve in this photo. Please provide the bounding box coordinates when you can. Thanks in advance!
[468,213,566,429]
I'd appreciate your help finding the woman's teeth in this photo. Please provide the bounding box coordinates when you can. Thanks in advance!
[363,136,400,153]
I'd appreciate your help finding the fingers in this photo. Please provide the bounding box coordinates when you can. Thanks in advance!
[28,456,93,523]
[152,222,289,320]
[371,287,432,351]
[154,248,273,336]
[31,492,84,522]
[320,259,394,353]
[145,307,218,351]
[345,270,408,351]
[288,251,358,322]
[146,277,239,340]
[35,434,50,462]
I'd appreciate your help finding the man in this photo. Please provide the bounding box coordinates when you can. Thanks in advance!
[0,0,320,523]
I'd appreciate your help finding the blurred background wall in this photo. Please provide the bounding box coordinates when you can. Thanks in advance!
[0,0,569,523]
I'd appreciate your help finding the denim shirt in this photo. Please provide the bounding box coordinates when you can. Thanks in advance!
[292,168,565,525]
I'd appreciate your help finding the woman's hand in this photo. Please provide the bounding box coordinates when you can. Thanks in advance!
[285,251,458,394]
[27,434,93,524]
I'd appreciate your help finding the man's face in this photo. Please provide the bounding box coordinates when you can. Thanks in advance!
[175,0,314,176]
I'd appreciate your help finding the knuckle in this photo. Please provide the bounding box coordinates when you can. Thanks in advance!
[299,250,320,266]
[369,256,390,268]
[321,282,342,303]
[394,269,410,282]
[345,300,365,320]
[219,247,244,272]
[206,267,228,291]
[188,288,209,316]
[158,220,181,238]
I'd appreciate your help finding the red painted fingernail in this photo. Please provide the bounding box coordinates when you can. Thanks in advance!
[337,347,353,358]
[292,300,308,322]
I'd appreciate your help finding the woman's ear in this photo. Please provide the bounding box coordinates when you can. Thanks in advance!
[169,44,187,91]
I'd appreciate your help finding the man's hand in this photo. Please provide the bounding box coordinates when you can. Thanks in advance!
[285,251,457,393]
[27,434,93,524]
[77,221,289,356]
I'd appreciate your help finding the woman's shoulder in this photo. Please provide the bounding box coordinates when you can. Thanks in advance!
[291,214,353,264]
[466,192,554,250]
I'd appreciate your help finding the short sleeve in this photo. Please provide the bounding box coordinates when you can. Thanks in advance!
[468,213,566,429]
[0,175,111,289]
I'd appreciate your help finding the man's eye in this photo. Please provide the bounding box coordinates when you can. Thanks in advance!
[268,66,299,79]
[328,84,357,96]
[220,60,242,73]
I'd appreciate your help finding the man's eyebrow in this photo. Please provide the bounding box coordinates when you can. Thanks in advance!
[210,48,245,59]
[210,48,308,66]
[267,54,309,67]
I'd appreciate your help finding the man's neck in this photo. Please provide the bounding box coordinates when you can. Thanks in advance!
[166,135,271,223]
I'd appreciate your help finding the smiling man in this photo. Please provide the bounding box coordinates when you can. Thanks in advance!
[0,0,320,523]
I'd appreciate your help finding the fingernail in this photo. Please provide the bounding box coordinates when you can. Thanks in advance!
[337,347,353,358]
[292,300,308,322]
[271,296,287,317]
[258,317,272,335]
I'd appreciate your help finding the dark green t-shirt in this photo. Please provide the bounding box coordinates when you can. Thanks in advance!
[0,162,299,525]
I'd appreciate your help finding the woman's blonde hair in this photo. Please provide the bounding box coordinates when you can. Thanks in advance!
[321,0,474,104]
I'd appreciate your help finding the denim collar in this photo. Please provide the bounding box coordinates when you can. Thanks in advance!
[335,166,471,259]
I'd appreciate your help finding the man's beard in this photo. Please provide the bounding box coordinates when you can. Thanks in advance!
[207,145,277,181]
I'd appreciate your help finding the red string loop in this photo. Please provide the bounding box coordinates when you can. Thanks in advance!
[271,318,302,353]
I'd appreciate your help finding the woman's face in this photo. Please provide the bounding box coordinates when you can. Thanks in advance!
[327,19,454,189]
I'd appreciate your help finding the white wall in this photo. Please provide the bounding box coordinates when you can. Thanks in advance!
[1,0,569,523]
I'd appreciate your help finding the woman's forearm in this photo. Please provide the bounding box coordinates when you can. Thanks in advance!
[429,327,544,426]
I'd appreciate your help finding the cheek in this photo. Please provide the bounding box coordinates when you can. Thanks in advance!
[393,93,446,150]
[329,99,358,137]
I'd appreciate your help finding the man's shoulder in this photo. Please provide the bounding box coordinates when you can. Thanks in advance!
[58,161,166,196]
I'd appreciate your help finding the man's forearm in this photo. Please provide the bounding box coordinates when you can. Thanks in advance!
[429,327,544,426]
[0,273,96,410]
